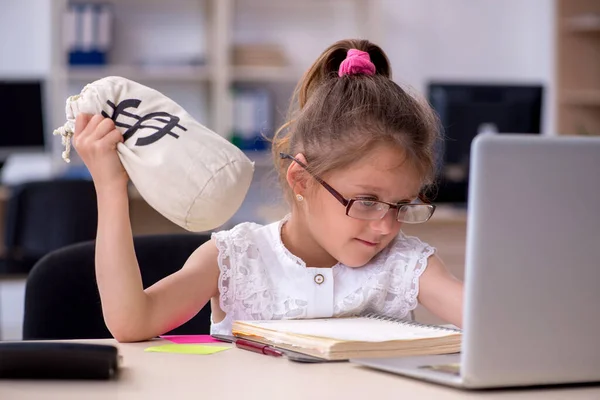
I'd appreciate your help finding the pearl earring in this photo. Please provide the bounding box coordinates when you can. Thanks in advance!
[296,194,304,201]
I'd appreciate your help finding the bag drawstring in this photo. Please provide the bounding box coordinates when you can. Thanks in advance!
[52,93,83,163]
[53,123,74,163]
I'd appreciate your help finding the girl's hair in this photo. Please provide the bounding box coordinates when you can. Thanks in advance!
[272,39,441,202]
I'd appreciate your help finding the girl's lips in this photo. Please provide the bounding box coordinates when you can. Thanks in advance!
[356,238,378,247]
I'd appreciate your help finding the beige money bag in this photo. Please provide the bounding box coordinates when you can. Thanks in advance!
[54,76,254,232]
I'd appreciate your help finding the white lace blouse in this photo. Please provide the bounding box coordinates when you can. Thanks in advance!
[209,216,435,335]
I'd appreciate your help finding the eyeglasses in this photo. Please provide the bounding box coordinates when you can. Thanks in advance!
[280,153,436,224]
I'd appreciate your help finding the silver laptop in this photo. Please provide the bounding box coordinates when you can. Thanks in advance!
[351,133,600,389]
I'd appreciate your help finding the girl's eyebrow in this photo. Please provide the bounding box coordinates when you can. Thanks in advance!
[352,184,419,203]
[352,184,387,193]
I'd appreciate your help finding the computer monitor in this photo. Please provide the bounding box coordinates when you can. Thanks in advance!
[427,82,543,204]
[0,80,46,163]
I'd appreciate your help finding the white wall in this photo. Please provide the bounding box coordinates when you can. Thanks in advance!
[0,0,51,76]
[381,0,556,135]
[233,0,555,134]
[0,280,26,340]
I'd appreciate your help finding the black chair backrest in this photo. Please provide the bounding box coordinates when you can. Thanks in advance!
[3,179,98,273]
[23,233,213,340]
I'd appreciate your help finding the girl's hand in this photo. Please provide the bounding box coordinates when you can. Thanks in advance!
[73,114,128,191]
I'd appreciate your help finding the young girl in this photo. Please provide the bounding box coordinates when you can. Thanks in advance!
[72,39,463,342]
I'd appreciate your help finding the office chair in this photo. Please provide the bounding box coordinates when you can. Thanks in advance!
[22,233,213,340]
[0,179,98,275]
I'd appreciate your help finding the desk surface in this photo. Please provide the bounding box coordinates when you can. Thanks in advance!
[1,339,599,400]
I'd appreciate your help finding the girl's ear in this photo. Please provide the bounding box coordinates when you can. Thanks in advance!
[285,153,309,195]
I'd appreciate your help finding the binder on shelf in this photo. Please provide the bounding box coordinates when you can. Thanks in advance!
[64,2,113,66]
[231,88,273,151]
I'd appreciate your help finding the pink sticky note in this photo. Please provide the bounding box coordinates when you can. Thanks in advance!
[160,335,221,344]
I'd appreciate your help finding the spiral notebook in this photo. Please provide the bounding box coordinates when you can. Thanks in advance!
[231,315,462,361]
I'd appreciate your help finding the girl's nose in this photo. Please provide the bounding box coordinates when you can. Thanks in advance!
[369,208,400,235]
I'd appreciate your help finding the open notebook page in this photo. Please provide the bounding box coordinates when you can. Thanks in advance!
[243,318,458,342]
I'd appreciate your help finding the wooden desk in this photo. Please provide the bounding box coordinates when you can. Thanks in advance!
[1,339,598,400]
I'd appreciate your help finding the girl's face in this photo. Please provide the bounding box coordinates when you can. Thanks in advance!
[303,145,423,268]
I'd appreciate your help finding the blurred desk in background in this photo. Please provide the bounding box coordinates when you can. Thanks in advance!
[0,184,467,277]
[0,185,193,259]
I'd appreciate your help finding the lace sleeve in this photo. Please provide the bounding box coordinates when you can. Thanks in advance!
[211,222,262,315]
[211,230,236,315]
[400,234,436,312]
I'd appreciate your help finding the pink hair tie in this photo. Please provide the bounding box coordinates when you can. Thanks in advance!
[338,49,376,77]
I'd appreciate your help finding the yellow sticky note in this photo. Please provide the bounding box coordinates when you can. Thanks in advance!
[144,344,230,355]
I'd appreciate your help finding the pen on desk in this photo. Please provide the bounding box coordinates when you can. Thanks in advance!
[211,334,283,357]
[235,338,283,357]
[211,334,326,363]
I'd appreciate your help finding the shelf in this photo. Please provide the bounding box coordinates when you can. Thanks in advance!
[561,90,600,106]
[63,65,302,84]
[62,65,212,83]
[231,66,303,83]
[48,0,383,169]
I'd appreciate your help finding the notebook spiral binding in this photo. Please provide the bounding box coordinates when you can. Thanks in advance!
[364,313,462,333]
